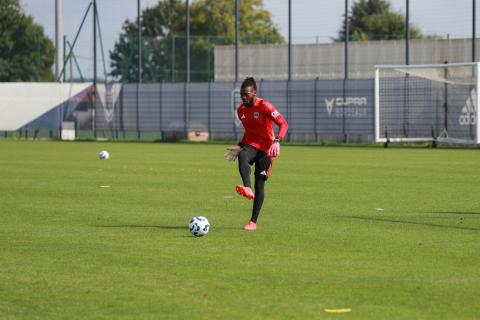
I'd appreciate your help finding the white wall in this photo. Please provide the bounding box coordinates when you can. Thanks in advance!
[0,83,91,130]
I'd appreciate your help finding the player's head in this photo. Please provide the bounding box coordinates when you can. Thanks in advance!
[241,77,257,107]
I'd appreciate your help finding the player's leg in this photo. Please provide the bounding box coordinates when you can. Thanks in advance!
[244,152,273,230]
[236,145,256,200]
[238,146,255,187]
[251,177,265,223]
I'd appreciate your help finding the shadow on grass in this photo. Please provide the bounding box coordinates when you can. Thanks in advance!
[422,211,480,215]
[94,224,195,237]
[95,224,186,230]
[94,224,241,230]
[341,216,480,232]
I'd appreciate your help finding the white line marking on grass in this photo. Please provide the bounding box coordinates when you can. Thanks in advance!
[324,308,352,313]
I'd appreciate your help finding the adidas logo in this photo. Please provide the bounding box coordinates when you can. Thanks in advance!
[459,88,477,126]
[241,114,245,120]
[259,170,267,175]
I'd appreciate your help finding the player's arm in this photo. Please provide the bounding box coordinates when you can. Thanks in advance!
[264,101,289,141]
[224,107,245,161]
[268,114,287,157]
[273,114,288,142]
[264,102,288,157]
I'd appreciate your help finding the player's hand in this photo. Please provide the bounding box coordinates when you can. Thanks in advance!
[224,146,242,161]
[268,142,280,157]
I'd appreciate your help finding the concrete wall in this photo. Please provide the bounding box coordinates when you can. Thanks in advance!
[214,38,480,81]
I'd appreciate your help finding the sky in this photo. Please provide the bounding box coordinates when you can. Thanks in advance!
[19,0,478,79]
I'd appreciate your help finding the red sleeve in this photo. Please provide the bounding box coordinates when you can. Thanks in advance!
[264,100,289,141]
[274,115,288,141]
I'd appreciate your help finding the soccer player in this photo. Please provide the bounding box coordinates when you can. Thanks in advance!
[224,77,288,230]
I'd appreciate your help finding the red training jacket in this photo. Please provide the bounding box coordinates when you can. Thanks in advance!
[237,98,288,153]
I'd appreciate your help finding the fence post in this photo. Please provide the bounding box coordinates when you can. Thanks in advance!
[159,82,163,140]
[184,82,189,138]
[235,0,239,82]
[207,36,211,81]
[171,36,175,82]
[288,0,292,81]
[233,82,238,141]
[473,0,476,62]
[208,81,211,140]
[405,0,410,65]
[344,0,349,80]
[314,77,319,142]
[287,80,291,142]
[186,0,190,83]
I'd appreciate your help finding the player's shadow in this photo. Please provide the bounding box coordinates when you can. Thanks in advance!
[96,224,186,230]
[95,224,241,233]
[94,224,194,237]
[342,216,480,232]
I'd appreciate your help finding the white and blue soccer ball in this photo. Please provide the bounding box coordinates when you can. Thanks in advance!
[99,150,110,160]
[189,216,210,237]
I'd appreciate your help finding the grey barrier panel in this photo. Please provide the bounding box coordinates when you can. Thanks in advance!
[343,79,374,134]
[314,80,374,137]
[120,84,137,131]
[91,80,375,141]
[22,80,376,142]
[160,83,185,132]
[316,80,344,133]
[289,80,316,133]
[188,82,210,132]
[139,83,162,131]
[209,82,239,133]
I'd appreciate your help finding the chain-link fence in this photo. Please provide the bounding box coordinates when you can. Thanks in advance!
[4,0,479,143]
[0,80,374,143]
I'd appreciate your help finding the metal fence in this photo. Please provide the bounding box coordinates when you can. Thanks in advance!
[18,0,480,84]
[83,79,374,142]
[1,80,374,142]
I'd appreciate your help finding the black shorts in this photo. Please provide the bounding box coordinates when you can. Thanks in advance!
[240,144,274,180]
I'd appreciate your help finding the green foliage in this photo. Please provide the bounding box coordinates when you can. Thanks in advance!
[1,141,480,319]
[0,0,54,81]
[336,0,422,41]
[110,0,284,83]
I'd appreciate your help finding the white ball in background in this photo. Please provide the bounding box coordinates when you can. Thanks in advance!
[99,150,110,160]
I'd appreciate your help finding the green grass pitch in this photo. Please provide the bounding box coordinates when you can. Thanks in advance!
[1,140,480,319]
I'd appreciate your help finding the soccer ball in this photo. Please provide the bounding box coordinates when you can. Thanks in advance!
[99,150,110,160]
[189,216,210,237]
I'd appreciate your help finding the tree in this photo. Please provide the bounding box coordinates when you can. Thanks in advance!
[110,0,284,83]
[0,0,54,81]
[336,0,422,41]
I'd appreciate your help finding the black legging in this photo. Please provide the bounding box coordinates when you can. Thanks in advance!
[251,178,265,223]
[238,145,268,223]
